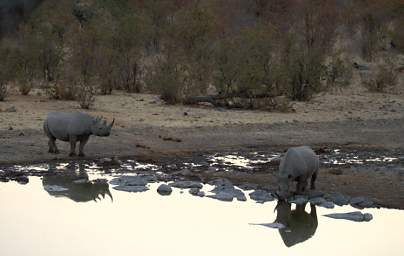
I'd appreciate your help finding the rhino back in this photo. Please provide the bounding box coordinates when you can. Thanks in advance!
[280,146,318,178]
[46,112,93,140]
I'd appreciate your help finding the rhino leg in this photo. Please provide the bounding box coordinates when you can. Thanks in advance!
[44,121,59,154]
[310,171,317,190]
[78,136,90,157]
[296,176,308,194]
[69,135,77,157]
[48,138,59,154]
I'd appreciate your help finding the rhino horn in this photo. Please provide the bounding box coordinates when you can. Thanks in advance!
[109,118,115,128]
[106,189,113,202]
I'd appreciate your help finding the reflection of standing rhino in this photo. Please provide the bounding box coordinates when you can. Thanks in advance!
[42,171,112,203]
[275,201,318,247]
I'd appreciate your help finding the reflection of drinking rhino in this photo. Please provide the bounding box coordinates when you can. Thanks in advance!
[42,172,112,203]
[275,201,318,247]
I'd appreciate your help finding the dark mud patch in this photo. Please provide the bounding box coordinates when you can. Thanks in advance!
[1,147,403,208]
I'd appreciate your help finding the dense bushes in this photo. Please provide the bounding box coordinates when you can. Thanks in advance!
[0,0,403,108]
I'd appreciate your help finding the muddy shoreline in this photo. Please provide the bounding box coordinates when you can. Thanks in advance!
[1,95,404,209]
[1,119,404,209]
[1,117,404,165]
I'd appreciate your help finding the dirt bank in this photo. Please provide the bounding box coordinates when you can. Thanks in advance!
[1,90,404,208]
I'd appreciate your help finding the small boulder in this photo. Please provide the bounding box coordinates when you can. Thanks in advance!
[169,180,203,189]
[189,188,205,197]
[249,190,274,203]
[310,197,335,209]
[15,176,29,184]
[288,195,308,205]
[113,185,149,193]
[157,184,172,195]
[350,197,375,209]
[110,175,156,187]
[325,193,350,206]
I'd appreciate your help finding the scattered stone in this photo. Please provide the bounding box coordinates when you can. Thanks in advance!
[325,193,350,206]
[288,195,308,205]
[350,197,375,209]
[309,197,335,209]
[189,188,205,197]
[307,191,325,199]
[208,178,233,187]
[157,184,172,195]
[15,176,29,184]
[8,126,13,130]
[110,175,156,187]
[44,185,69,192]
[238,183,258,190]
[210,182,247,202]
[324,211,373,222]
[208,191,234,202]
[18,132,25,136]
[183,112,188,116]
[5,106,16,112]
[169,180,203,189]
[0,177,10,182]
[249,189,274,203]
[113,185,149,193]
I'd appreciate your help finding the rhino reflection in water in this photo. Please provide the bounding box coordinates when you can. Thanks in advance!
[274,201,318,247]
[42,165,112,203]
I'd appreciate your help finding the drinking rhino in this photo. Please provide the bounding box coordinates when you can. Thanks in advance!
[43,112,114,157]
[277,146,319,199]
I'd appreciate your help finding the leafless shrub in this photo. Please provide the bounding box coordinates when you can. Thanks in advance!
[363,62,398,92]
[76,83,96,109]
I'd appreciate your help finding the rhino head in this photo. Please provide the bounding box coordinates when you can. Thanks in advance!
[91,116,115,136]
[277,175,291,200]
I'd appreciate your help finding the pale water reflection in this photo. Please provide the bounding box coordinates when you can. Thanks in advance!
[0,177,404,256]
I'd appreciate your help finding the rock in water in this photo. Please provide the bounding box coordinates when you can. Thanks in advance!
[189,188,205,197]
[113,185,149,193]
[350,197,375,209]
[288,195,308,205]
[110,175,156,186]
[325,193,350,206]
[168,180,203,189]
[249,190,274,203]
[324,211,373,222]
[157,184,172,195]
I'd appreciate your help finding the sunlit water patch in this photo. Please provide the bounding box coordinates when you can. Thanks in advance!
[1,175,404,256]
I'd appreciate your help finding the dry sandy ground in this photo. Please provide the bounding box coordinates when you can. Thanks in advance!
[1,86,404,208]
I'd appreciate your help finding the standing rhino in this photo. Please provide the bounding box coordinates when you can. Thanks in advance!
[44,112,114,157]
[277,146,319,199]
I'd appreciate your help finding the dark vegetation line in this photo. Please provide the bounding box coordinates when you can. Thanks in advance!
[0,0,403,109]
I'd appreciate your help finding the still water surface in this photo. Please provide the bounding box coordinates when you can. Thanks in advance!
[1,176,403,256]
